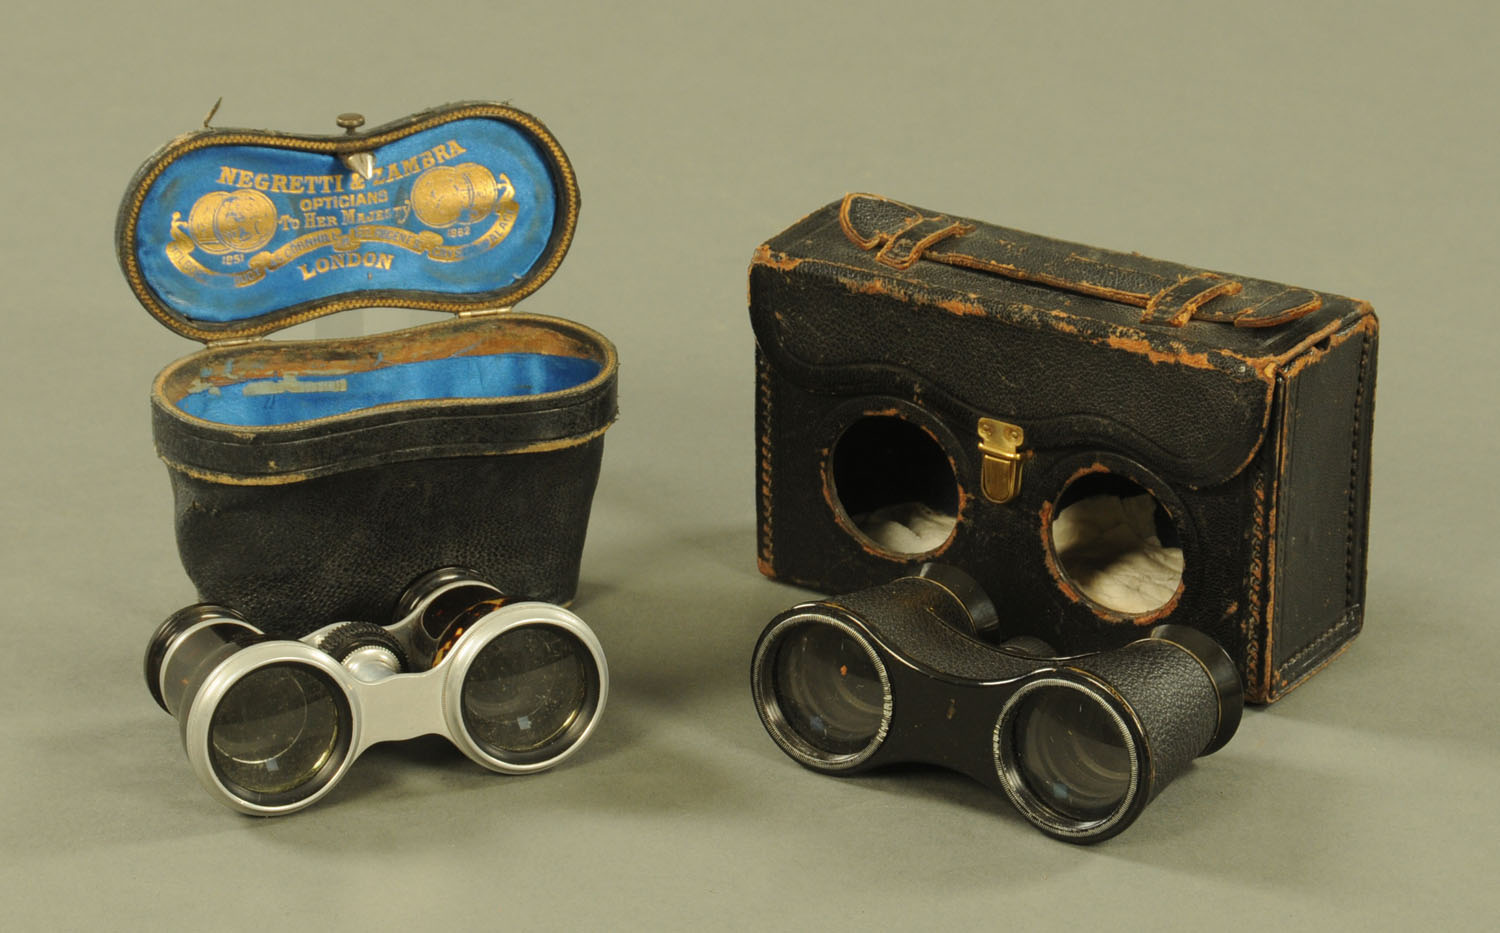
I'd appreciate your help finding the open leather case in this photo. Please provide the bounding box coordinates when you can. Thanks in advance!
[117,102,617,636]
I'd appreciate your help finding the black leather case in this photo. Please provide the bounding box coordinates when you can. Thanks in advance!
[750,194,1377,702]
[117,102,617,636]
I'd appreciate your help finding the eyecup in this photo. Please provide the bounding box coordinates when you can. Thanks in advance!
[143,604,255,713]
[914,563,999,638]
[393,566,489,622]
[1148,624,1243,755]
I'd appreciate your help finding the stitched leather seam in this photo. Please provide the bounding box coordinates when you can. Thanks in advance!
[1278,610,1360,675]
[757,350,775,570]
[1260,364,1295,702]
[1344,330,1373,610]
[1244,464,1266,695]
[1274,622,1361,697]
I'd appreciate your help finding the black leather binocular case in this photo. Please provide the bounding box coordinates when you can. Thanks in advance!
[750,194,1377,703]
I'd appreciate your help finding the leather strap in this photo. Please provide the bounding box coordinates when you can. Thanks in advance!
[1142,273,1243,326]
[838,193,1320,328]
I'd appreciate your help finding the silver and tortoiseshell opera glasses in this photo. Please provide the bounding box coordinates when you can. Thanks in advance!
[146,568,607,815]
[750,565,1241,843]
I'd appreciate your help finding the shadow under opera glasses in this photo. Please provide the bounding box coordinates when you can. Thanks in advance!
[145,568,608,816]
[750,564,1242,843]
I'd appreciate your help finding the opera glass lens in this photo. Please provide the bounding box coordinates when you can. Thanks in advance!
[767,618,890,762]
[1009,683,1133,822]
[750,564,1242,843]
[207,664,347,799]
[144,568,608,815]
[452,620,602,767]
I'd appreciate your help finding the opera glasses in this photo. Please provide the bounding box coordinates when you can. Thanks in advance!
[750,565,1241,842]
[145,568,608,815]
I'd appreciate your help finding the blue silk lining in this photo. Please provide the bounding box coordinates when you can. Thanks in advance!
[176,352,602,426]
[134,119,558,323]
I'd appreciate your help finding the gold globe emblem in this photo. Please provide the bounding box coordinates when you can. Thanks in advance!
[410,163,503,228]
[187,189,278,255]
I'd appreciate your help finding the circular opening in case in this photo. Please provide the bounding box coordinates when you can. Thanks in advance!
[830,416,958,555]
[1048,473,1183,615]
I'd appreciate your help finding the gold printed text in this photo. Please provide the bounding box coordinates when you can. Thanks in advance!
[215,140,469,195]
[297,250,395,280]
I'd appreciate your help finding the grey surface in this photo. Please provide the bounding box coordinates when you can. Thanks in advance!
[3,0,1497,928]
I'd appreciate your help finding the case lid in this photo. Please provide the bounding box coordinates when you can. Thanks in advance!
[751,195,1376,489]
[117,102,579,343]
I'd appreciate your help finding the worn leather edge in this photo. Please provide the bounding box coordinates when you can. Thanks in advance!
[837,193,1341,330]
[749,245,1281,490]
[159,421,613,486]
[150,314,618,482]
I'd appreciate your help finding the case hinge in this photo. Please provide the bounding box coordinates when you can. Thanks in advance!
[205,336,263,348]
[457,305,513,318]
[977,418,1029,504]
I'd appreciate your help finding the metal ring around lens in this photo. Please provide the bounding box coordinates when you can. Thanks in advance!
[751,610,893,772]
[440,602,609,774]
[181,641,361,816]
[992,675,1145,841]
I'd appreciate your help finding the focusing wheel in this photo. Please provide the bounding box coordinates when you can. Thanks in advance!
[318,622,409,673]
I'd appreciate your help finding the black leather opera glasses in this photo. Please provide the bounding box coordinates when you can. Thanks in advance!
[750,565,1242,843]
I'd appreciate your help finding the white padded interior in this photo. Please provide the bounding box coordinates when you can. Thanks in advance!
[851,493,1182,615]
[854,502,957,554]
[1051,493,1183,614]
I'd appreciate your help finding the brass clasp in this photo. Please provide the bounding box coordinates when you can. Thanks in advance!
[977,418,1028,504]
[336,112,376,180]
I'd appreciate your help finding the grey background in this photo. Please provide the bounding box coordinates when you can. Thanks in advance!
[3,0,1496,927]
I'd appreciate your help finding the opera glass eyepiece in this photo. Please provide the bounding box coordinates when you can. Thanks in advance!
[750,565,1241,843]
[144,568,608,816]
